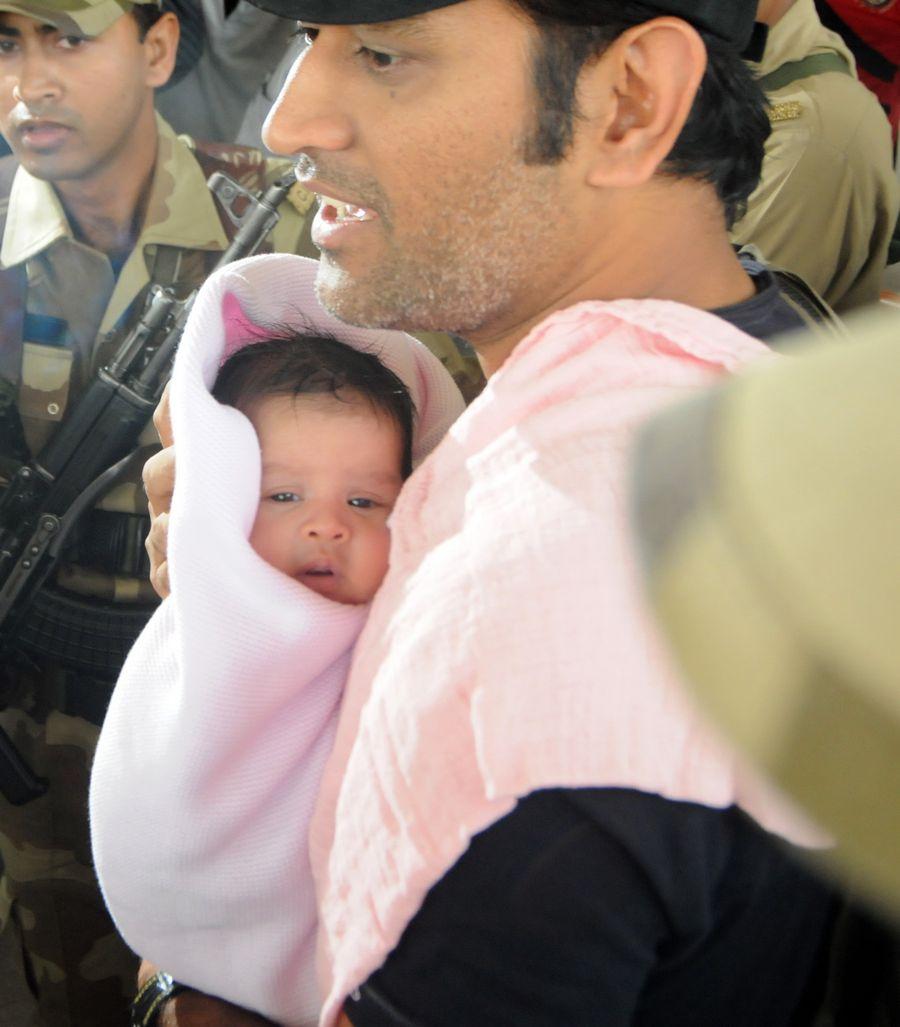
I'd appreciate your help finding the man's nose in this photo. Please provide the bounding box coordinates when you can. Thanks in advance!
[263,35,355,157]
[13,52,63,109]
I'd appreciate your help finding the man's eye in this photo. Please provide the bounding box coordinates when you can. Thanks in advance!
[58,34,87,49]
[355,46,400,71]
[293,24,317,44]
[269,491,300,503]
[348,497,377,509]
[0,39,19,54]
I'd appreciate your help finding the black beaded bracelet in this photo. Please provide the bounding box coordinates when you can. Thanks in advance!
[130,971,189,1027]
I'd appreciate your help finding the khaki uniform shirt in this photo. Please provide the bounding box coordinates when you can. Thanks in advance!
[0,114,316,600]
[731,0,899,312]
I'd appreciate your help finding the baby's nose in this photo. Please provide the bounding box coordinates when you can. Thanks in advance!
[303,507,348,541]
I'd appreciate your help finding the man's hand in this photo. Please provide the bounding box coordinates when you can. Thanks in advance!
[138,958,276,1027]
[160,990,276,1027]
[144,386,175,599]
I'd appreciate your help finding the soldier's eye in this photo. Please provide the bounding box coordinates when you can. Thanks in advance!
[58,34,88,49]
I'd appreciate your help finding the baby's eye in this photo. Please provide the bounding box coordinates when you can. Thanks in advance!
[348,497,377,509]
[269,491,300,503]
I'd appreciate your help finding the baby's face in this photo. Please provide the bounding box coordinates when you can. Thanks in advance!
[247,391,405,605]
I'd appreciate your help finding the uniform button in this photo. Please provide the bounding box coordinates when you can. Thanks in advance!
[47,402,60,415]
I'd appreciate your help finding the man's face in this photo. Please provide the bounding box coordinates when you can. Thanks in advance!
[247,391,404,606]
[263,0,596,345]
[0,11,154,182]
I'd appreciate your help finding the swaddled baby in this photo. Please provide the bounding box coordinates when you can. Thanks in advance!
[89,254,465,1027]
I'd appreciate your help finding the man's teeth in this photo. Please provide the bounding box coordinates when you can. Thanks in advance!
[322,196,374,222]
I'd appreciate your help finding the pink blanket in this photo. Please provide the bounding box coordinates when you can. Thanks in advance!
[89,254,465,1025]
[310,298,827,1026]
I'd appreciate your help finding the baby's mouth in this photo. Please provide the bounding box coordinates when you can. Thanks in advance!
[299,559,337,580]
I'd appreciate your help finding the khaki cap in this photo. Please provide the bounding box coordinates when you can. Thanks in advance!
[0,0,159,37]
[633,310,900,917]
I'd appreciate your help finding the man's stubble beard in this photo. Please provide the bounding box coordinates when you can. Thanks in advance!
[314,150,567,338]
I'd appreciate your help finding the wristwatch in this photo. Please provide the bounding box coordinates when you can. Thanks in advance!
[131,970,189,1027]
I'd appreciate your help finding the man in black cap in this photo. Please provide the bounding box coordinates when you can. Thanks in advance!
[130,2,841,1024]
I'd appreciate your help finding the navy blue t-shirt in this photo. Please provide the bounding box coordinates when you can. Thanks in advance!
[346,790,835,1027]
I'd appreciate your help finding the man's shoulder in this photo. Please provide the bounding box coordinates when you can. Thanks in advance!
[764,51,892,154]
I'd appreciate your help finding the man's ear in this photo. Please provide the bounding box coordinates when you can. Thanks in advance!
[577,17,707,189]
[143,10,180,89]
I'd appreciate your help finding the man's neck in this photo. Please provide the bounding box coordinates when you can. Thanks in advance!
[470,181,756,378]
[55,109,159,267]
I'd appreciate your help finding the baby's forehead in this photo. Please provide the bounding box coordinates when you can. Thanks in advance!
[252,390,406,472]
[255,387,402,428]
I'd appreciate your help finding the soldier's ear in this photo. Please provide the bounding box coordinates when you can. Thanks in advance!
[142,10,179,90]
[576,17,706,190]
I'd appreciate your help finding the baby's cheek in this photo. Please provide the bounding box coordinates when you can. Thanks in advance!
[248,509,288,574]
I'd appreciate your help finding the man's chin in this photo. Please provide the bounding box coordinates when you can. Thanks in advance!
[313,259,397,330]
[13,152,84,184]
[312,252,463,336]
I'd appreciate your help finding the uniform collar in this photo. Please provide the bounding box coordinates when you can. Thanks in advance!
[1,113,229,270]
[751,0,856,77]
[1,158,69,268]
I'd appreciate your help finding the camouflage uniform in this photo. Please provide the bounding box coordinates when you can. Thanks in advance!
[0,113,317,1027]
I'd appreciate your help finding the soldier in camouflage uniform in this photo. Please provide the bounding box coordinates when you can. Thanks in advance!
[0,2,321,1023]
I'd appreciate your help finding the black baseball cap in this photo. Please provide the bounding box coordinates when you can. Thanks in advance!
[246,0,762,52]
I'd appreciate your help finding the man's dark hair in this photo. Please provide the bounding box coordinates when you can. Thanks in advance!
[212,333,416,478]
[132,2,163,39]
[512,0,769,227]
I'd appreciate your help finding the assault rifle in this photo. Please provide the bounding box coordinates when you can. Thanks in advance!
[0,170,296,804]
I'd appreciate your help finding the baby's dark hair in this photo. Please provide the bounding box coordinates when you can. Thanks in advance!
[212,332,416,478]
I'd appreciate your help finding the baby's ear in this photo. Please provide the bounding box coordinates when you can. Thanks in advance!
[221,293,267,362]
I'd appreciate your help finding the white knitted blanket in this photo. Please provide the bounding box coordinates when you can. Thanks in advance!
[89,254,465,1025]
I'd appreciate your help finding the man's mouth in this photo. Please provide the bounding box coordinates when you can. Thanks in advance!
[312,195,379,251]
[16,120,72,149]
[319,196,377,224]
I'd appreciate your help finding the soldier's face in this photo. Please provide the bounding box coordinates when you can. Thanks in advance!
[263,0,594,357]
[0,11,156,182]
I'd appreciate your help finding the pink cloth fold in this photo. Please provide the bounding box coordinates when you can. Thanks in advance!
[310,298,827,1026]
[89,254,464,1026]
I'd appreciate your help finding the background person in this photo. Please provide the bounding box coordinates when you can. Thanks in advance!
[731,0,899,311]
[0,0,317,1022]
[816,0,900,142]
[112,1,851,1024]
[155,0,297,143]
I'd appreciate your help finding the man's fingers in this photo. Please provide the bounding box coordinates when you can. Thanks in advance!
[143,442,175,600]
[146,511,171,600]
[153,384,174,448]
[137,959,159,990]
[143,446,176,517]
